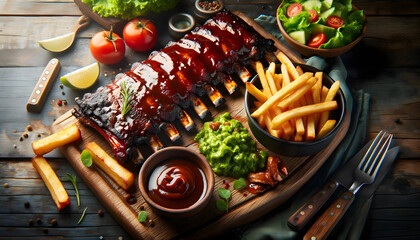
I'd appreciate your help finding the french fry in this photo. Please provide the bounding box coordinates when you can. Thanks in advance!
[304,92,316,141]
[256,61,272,97]
[251,72,313,118]
[32,124,81,156]
[321,86,329,102]
[254,101,266,129]
[296,65,304,76]
[294,133,304,142]
[281,63,291,86]
[267,62,276,76]
[263,111,281,138]
[291,102,306,135]
[312,72,323,131]
[266,69,278,95]
[271,107,294,136]
[86,142,135,191]
[32,156,70,210]
[246,82,268,102]
[319,81,340,128]
[276,51,300,80]
[272,101,338,130]
[278,77,317,110]
[317,120,337,139]
[274,73,283,90]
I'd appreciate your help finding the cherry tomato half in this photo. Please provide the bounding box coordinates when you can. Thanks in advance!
[286,3,303,18]
[327,15,344,29]
[90,29,125,65]
[308,33,326,48]
[123,19,158,52]
[308,10,318,23]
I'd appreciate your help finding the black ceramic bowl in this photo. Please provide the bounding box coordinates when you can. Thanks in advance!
[245,64,345,157]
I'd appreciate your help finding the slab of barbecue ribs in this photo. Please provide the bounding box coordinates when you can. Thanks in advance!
[73,10,276,162]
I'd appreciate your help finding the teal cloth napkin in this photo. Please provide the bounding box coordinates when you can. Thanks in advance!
[234,15,372,240]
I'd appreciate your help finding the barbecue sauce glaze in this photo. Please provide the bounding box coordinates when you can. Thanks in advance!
[147,158,207,209]
[75,11,275,161]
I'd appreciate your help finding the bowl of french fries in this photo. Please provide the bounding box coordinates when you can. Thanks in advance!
[245,52,345,157]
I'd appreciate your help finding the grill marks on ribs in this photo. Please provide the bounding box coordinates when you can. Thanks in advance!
[74,11,275,161]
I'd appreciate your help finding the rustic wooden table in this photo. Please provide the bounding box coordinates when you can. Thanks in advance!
[0,0,419,239]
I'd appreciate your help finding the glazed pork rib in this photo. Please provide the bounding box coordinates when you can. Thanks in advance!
[73,11,275,162]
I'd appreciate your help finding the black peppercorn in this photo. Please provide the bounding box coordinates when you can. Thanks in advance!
[51,219,57,226]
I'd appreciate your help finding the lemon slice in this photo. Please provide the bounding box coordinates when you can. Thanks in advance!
[60,62,100,90]
[38,32,75,52]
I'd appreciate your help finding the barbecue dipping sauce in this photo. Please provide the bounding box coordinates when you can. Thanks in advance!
[148,158,207,209]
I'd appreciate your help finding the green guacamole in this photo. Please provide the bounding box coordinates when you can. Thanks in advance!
[194,112,267,178]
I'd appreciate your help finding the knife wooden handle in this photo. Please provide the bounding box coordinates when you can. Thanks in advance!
[26,58,61,113]
[288,180,339,231]
[303,190,355,240]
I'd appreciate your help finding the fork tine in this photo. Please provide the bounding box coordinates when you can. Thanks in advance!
[361,131,387,172]
[368,134,393,177]
[358,130,386,171]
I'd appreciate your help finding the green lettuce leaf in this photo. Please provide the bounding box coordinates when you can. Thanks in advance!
[319,30,345,49]
[278,3,312,33]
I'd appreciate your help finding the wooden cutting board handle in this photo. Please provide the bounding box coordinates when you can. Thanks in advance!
[73,0,127,35]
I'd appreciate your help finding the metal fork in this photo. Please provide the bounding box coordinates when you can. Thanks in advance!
[304,131,393,240]
[349,130,393,194]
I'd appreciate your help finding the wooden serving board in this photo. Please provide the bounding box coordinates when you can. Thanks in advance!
[51,12,351,239]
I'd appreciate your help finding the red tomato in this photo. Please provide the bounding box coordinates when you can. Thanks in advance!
[308,33,326,48]
[90,29,125,65]
[123,19,158,52]
[286,3,303,18]
[308,10,318,23]
[327,15,344,29]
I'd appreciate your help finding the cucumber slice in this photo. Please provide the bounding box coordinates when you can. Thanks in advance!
[319,7,335,19]
[311,24,337,39]
[289,30,308,45]
[302,0,322,11]
[321,0,333,10]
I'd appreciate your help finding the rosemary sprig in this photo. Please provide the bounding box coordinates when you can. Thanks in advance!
[77,206,88,224]
[120,80,135,119]
[65,173,80,206]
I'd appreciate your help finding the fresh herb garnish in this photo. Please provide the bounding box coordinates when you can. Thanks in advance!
[216,188,231,212]
[120,80,135,119]
[80,150,93,167]
[233,177,246,190]
[138,210,147,223]
[77,207,88,224]
[65,173,80,206]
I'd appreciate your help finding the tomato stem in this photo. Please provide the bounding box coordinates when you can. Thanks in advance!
[104,25,119,52]
[135,20,154,35]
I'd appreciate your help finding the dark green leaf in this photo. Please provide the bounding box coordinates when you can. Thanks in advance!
[233,177,246,190]
[80,150,92,167]
[218,188,231,200]
[138,211,147,223]
[216,199,227,212]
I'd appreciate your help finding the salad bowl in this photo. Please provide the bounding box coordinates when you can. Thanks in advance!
[277,0,367,58]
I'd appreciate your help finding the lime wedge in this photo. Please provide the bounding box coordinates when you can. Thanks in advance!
[38,32,75,52]
[60,62,100,90]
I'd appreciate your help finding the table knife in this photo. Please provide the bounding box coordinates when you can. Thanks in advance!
[288,137,397,231]
[303,145,399,240]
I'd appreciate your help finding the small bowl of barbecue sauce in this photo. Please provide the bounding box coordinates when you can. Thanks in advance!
[139,147,214,217]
